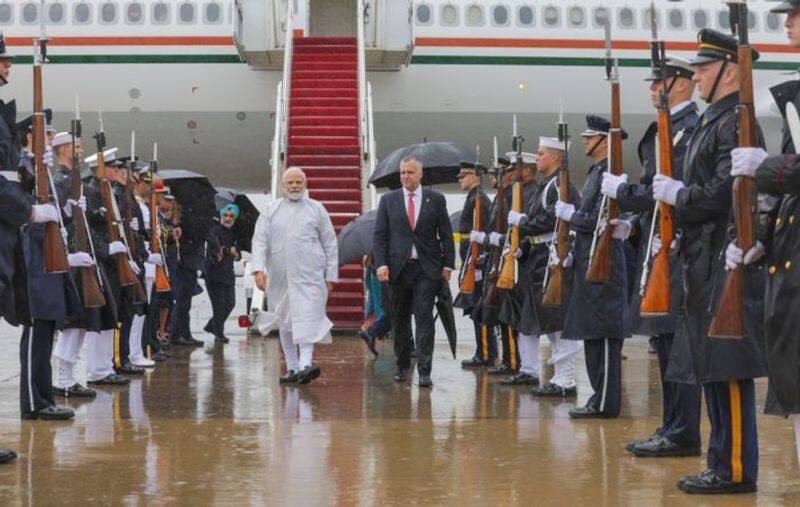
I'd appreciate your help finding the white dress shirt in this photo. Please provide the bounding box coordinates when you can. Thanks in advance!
[404,185,422,259]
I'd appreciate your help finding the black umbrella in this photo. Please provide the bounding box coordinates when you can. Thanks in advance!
[337,210,377,266]
[214,187,260,253]
[434,280,458,359]
[160,169,217,255]
[449,210,462,233]
[370,142,475,189]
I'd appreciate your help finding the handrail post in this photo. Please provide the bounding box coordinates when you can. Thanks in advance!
[271,1,295,199]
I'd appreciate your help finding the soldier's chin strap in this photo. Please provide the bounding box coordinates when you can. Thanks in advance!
[586,136,605,158]
[708,61,728,104]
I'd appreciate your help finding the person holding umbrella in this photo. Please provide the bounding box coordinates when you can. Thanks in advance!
[203,204,241,344]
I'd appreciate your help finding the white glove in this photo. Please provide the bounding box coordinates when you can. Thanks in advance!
[43,148,55,168]
[129,260,141,276]
[548,244,573,268]
[469,230,486,244]
[98,207,108,217]
[31,203,60,223]
[652,175,684,206]
[554,201,575,223]
[610,218,632,240]
[651,234,680,257]
[489,232,504,247]
[725,241,765,271]
[63,196,87,218]
[601,173,628,199]
[108,241,127,256]
[67,252,95,268]
[502,245,524,260]
[731,147,769,178]
[147,253,164,266]
[507,210,527,227]
[130,217,139,232]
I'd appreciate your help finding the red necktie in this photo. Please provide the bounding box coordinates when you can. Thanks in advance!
[407,192,415,229]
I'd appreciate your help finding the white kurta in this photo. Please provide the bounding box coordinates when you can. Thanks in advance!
[251,196,339,344]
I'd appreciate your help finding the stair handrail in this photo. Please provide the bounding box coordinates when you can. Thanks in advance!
[367,81,377,211]
[357,0,376,213]
[271,0,295,198]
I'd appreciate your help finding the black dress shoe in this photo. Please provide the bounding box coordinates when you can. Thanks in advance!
[530,382,577,398]
[633,436,701,458]
[203,322,213,333]
[487,364,513,376]
[569,405,606,419]
[22,405,75,421]
[358,330,379,356]
[393,369,409,383]
[152,351,167,362]
[297,364,321,385]
[88,373,130,386]
[52,384,97,398]
[418,375,433,388]
[184,335,204,346]
[460,356,487,368]
[214,335,230,344]
[116,363,145,375]
[171,335,192,346]
[279,370,299,384]
[679,469,756,494]
[500,372,540,386]
[0,448,16,463]
[625,429,662,453]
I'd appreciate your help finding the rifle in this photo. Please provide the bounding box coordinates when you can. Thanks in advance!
[69,98,105,308]
[459,147,483,295]
[640,13,675,317]
[708,0,756,339]
[586,21,624,283]
[123,131,147,303]
[484,158,509,308]
[150,141,171,292]
[94,113,142,289]
[497,118,524,290]
[33,34,69,273]
[542,106,571,307]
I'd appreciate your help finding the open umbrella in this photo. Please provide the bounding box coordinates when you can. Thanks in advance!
[159,169,217,259]
[214,187,260,253]
[337,210,377,266]
[449,210,462,233]
[434,280,458,359]
[370,142,475,189]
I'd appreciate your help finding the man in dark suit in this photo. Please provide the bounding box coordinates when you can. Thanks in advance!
[373,156,455,387]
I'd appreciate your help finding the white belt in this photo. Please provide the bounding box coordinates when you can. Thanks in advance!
[527,232,555,245]
[0,170,19,182]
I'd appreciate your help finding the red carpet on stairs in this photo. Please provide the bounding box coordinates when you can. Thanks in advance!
[286,36,364,331]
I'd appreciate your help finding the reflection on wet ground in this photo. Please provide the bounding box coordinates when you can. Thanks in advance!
[0,324,799,504]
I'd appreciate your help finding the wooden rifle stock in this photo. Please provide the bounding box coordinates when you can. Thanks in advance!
[97,150,139,288]
[124,168,147,304]
[497,164,523,290]
[709,30,756,340]
[459,187,483,294]
[542,166,571,307]
[586,81,623,283]
[150,193,171,293]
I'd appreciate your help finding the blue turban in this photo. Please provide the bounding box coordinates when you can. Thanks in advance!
[220,203,240,219]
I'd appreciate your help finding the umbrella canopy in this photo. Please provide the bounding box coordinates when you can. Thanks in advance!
[370,142,475,189]
[214,187,260,253]
[449,210,461,233]
[337,210,377,267]
[435,280,458,359]
[160,169,217,256]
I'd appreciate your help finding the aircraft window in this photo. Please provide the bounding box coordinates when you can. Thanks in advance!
[747,11,758,31]
[618,7,635,29]
[416,4,432,25]
[48,2,65,24]
[568,7,585,28]
[0,3,11,25]
[441,4,458,26]
[692,9,709,29]
[21,2,39,24]
[718,11,730,30]
[592,7,610,28]
[543,6,560,27]
[766,12,782,32]
[668,9,684,30]
[517,5,534,26]
[152,2,170,24]
[100,2,118,24]
[466,5,484,26]
[126,2,144,24]
[643,6,660,29]
[179,2,196,24]
[492,5,509,26]
[74,2,92,24]
[205,2,222,24]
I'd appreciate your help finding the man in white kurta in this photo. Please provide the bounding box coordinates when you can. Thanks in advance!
[251,167,338,385]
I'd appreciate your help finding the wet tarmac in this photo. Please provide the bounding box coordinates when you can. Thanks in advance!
[0,281,799,505]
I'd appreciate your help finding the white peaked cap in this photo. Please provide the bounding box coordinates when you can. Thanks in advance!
[84,147,119,168]
[505,151,539,164]
[51,131,74,148]
[539,136,571,152]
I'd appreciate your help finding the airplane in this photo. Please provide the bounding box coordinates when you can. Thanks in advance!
[0,0,796,191]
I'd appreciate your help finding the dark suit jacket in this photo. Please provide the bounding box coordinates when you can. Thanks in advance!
[373,187,455,284]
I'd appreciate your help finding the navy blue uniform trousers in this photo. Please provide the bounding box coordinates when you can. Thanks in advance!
[703,379,758,484]
[20,320,56,414]
[655,333,702,447]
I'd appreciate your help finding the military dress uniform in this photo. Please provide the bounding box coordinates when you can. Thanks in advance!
[661,30,768,494]
[561,115,629,419]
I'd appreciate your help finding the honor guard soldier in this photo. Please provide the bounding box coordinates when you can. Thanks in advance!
[556,115,630,419]
[728,0,800,474]
[455,161,496,368]
[652,29,767,494]
[602,56,703,457]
